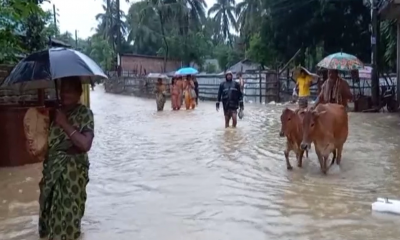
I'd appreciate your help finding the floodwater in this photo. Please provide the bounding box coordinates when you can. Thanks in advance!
[2,86,400,240]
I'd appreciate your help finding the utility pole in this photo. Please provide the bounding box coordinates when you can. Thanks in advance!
[75,30,78,49]
[116,0,121,55]
[371,0,379,107]
[53,4,57,37]
[116,0,121,75]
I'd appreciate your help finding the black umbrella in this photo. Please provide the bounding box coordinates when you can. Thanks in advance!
[1,47,108,91]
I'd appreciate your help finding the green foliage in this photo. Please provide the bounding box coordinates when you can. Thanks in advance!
[246,33,276,67]
[204,62,217,73]
[0,0,48,63]
[4,0,391,74]
[379,20,396,72]
[87,36,115,70]
[214,43,242,71]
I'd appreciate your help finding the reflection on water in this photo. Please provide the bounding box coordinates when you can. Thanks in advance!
[1,87,400,240]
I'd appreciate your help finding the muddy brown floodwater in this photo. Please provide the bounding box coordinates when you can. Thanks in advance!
[2,86,400,240]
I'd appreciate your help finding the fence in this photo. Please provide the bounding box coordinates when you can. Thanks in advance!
[104,76,171,98]
[104,70,393,103]
[195,72,278,103]
[104,71,281,103]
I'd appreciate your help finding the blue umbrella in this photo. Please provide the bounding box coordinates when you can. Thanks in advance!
[175,67,198,75]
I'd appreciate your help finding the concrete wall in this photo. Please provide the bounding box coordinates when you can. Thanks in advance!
[104,76,171,99]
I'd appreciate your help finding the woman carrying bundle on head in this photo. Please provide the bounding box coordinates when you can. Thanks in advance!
[294,66,319,109]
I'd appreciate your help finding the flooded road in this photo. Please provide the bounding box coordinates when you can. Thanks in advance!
[2,86,400,240]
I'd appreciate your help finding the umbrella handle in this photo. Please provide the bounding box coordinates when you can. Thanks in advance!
[54,80,60,107]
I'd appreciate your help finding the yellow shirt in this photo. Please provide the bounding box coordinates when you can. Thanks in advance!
[297,75,313,97]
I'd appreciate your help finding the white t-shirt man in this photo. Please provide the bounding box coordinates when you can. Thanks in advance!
[235,76,245,101]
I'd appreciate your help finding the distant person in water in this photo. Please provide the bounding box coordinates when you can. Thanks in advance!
[294,67,318,109]
[193,76,199,105]
[154,78,166,111]
[236,72,244,92]
[175,76,184,106]
[216,71,244,128]
[183,75,196,110]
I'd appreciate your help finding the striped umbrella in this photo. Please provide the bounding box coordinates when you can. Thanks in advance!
[317,52,364,71]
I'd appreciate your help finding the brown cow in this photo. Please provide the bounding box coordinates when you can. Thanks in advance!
[299,103,348,174]
[279,108,308,170]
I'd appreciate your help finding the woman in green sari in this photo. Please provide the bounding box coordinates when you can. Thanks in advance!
[39,77,95,240]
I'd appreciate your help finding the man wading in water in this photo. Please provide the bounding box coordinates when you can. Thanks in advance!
[216,71,244,128]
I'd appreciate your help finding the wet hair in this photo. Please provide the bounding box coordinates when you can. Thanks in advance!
[171,77,176,85]
[60,76,83,94]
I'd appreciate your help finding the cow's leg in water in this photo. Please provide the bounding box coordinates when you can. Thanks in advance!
[284,143,292,170]
[330,149,337,166]
[336,144,344,165]
[315,149,324,173]
[297,150,305,168]
[322,143,335,174]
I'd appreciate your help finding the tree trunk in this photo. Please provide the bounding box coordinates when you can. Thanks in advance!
[158,10,168,72]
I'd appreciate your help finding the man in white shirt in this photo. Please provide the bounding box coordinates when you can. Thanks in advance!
[236,72,244,92]
[236,72,245,119]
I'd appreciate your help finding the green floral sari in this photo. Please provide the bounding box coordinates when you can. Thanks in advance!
[38,104,94,240]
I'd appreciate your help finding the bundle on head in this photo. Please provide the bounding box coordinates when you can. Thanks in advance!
[23,107,50,162]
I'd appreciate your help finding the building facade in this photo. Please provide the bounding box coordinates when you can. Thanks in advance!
[120,53,181,75]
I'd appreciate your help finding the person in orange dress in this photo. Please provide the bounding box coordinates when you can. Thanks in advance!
[175,76,184,107]
[183,75,196,110]
[170,77,181,110]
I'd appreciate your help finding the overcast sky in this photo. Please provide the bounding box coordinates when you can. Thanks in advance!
[41,0,226,39]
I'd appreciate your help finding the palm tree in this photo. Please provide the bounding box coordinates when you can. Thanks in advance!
[140,0,176,71]
[125,1,161,55]
[141,0,207,69]
[208,0,237,47]
[95,0,127,52]
[168,0,207,65]
[235,0,262,41]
